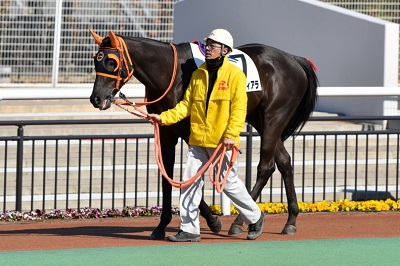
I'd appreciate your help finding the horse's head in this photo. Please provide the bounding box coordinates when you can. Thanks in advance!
[89,29,134,110]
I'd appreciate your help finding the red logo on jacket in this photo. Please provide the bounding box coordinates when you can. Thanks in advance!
[218,80,228,90]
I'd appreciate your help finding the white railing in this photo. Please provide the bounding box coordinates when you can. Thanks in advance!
[318,87,400,97]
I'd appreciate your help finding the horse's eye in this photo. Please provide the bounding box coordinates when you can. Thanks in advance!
[105,58,118,72]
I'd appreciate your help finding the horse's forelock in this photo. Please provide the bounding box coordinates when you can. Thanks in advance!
[98,36,111,48]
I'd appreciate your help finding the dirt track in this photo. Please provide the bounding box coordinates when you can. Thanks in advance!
[0,212,399,252]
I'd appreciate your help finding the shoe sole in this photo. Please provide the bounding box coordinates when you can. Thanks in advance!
[167,236,201,242]
[247,231,262,240]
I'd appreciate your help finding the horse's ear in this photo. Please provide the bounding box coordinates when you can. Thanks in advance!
[109,30,120,49]
[89,29,103,46]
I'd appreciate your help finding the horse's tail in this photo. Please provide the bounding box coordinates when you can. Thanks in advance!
[282,56,319,141]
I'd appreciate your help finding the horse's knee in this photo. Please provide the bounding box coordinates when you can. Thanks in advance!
[249,164,275,200]
[277,161,293,177]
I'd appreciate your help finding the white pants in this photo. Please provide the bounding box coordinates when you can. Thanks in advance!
[180,146,261,235]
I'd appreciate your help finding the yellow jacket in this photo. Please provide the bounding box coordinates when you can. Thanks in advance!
[160,56,247,148]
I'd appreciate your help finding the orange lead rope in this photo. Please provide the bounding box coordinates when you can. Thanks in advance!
[153,122,239,190]
[111,42,239,192]
[208,144,239,193]
[112,102,238,191]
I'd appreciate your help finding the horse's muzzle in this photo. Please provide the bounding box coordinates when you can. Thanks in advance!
[90,94,112,110]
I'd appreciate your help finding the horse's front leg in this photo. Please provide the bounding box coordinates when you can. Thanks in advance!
[199,199,222,233]
[150,129,177,240]
[150,177,173,240]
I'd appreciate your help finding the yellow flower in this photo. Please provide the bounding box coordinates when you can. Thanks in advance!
[209,199,400,215]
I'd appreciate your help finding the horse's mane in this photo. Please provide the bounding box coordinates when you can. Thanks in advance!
[117,35,181,48]
[237,43,264,47]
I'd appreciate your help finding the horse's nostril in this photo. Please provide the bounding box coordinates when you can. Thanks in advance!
[90,95,101,107]
[93,96,102,106]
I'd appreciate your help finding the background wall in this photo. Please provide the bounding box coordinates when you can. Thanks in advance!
[173,0,399,117]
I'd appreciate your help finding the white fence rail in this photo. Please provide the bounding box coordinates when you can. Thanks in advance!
[318,87,400,97]
[1,86,399,100]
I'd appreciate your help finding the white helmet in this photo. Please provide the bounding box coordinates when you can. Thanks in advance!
[204,29,233,52]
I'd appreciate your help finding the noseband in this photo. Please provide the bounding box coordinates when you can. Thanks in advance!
[94,37,134,91]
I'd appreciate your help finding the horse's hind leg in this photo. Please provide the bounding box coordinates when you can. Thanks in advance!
[275,140,298,234]
[228,134,276,235]
[228,139,298,235]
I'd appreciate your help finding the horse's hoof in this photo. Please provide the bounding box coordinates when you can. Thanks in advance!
[281,224,297,235]
[228,224,244,235]
[150,229,165,240]
[207,215,222,233]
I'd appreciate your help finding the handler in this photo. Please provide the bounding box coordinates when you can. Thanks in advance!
[147,29,264,242]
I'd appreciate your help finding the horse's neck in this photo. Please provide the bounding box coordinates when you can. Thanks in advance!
[127,38,172,88]
[127,38,194,106]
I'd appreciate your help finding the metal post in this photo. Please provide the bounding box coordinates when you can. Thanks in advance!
[16,125,24,211]
[51,0,63,86]
[220,192,230,215]
[245,123,253,192]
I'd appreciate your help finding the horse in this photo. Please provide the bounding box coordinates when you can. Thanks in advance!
[89,29,318,240]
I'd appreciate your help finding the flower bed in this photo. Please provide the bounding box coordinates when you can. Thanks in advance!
[0,199,398,222]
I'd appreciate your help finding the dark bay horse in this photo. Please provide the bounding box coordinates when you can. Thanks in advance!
[89,30,318,240]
